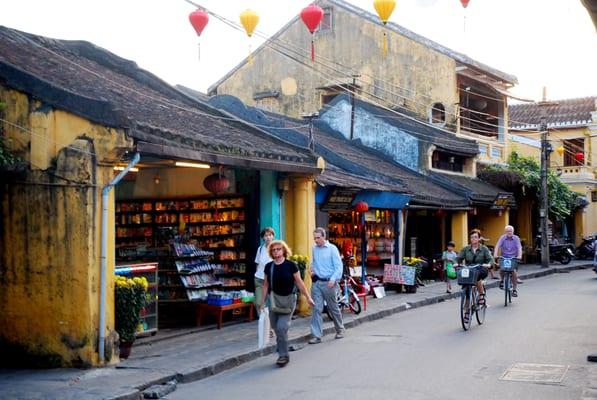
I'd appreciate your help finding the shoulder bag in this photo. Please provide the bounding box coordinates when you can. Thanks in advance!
[269,262,296,314]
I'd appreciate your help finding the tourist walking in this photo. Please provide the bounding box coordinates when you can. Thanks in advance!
[261,240,314,367]
[309,227,345,344]
[254,227,275,315]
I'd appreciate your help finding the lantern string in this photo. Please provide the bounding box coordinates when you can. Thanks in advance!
[248,42,253,66]
[197,42,201,62]
[311,37,315,62]
[382,31,388,58]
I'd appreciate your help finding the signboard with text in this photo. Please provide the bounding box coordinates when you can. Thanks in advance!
[321,188,359,211]
[491,192,514,210]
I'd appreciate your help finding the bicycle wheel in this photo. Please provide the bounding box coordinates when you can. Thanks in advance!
[348,290,362,315]
[504,273,510,307]
[460,286,472,331]
[475,286,486,325]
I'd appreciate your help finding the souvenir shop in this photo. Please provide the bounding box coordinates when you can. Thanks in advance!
[113,162,263,334]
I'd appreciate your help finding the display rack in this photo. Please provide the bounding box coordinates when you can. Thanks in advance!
[115,262,158,337]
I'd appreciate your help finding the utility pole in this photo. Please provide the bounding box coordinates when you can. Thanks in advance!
[349,74,360,140]
[538,88,556,268]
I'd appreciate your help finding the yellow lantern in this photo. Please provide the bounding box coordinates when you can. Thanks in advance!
[556,146,564,156]
[374,0,396,24]
[240,9,260,65]
[240,9,259,37]
[373,0,396,57]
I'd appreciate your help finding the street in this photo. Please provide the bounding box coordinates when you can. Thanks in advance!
[168,270,597,400]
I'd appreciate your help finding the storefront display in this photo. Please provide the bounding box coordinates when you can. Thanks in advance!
[115,195,249,327]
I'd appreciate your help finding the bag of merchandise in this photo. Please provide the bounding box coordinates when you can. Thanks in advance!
[446,262,457,280]
[257,307,270,350]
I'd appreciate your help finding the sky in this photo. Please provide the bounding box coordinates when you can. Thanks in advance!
[0,0,595,102]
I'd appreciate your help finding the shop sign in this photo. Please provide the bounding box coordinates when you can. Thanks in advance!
[321,188,358,211]
[364,211,377,222]
[383,264,416,286]
[491,192,513,210]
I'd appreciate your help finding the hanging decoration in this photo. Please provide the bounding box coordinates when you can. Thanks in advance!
[556,146,564,156]
[373,0,396,57]
[203,172,230,194]
[300,3,324,62]
[189,9,209,61]
[460,0,470,8]
[435,209,446,218]
[575,152,584,162]
[354,201,369,213]
[240,9,260,65]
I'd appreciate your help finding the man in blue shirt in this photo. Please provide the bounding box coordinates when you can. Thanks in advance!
[308,227,345,344]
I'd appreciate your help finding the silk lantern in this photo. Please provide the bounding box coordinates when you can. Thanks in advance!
[460,0,471,8]
[354,201,369,213]
[189,10,209,60]
[300,4,324,62]
[373,0,396,57]
[240,9,260,65]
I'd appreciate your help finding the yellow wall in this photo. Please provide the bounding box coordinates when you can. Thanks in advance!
[476,209,509,249]
[451,211,468,250]
[0,86,132,366]
[215,0,458,123]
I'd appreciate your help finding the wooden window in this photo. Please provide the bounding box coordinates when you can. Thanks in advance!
[592,191,597,202]
[563,138,584,166]
[432,151,464,173]
[431,103,446,125]
[319,7,333,32]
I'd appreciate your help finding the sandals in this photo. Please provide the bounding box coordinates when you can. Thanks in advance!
[499,281,504,290]
[477,293,486,307]
[512,289,518,298]
[463,312,470,324]
[276,356,289,367]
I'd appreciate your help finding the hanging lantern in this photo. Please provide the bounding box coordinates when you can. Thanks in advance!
[556,146,564,156]
[436,209,446,218]
[354,201,369,213]
[575,152,584,162]
[300,4,324,62]
[460,0,471,8]
[374,0,396,57]
[240,9,260,65]
[203,173,230,194]
[189,9,209,60]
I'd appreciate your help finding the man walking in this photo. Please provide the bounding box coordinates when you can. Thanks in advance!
[309,227,345,344]
[494,225,523,297]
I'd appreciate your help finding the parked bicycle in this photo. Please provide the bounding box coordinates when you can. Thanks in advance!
[456,264,486,331]
[497,256,519,307]
[324,273,362,319]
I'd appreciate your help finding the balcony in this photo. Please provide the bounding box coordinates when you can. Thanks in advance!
[554,165,597,183]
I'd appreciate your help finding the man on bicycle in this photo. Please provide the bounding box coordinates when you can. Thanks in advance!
[493,225,523,297]
[457,229,493,307]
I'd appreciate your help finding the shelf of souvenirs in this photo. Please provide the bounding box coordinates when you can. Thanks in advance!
[116,197,245,213]
[158,281,248,302]
[115,210,245,226]
[115,223,246,240]
[328,223,395,240]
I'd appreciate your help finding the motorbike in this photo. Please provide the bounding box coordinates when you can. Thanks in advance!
[535,236,574,264]
[576,235,596,260]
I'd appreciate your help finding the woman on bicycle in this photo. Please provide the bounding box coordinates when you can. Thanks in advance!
[457,229,494,307]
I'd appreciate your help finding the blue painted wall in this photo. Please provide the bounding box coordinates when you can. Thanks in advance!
[320,99,420,171]
[259,171,282,240]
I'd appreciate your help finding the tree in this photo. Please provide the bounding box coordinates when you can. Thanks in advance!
[479,152,577,221]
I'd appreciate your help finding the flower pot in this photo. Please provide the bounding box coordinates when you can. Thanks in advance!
[119,341,134,359]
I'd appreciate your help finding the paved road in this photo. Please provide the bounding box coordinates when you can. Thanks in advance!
[168,270,597,400]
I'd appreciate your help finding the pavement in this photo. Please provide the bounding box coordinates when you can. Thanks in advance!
[1,260,594,400]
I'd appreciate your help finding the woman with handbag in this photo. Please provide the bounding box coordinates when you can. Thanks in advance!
[262,240,314,367]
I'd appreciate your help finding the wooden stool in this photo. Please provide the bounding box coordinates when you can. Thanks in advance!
[196,302,254,329]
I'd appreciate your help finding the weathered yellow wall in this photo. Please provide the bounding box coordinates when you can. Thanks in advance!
[215,0,458,122]
[516,198,534,250]
[451,211,468,250]
[0,86,132,366]
[476,209,509,248]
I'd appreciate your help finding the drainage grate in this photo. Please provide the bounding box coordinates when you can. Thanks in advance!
[500,363,569,383]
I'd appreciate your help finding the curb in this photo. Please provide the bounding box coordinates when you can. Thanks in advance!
[112,263,592,399]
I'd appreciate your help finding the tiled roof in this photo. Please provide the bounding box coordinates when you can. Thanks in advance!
[509,97,597,130]
[206,94,471,209]
[430,172,510,205]
[325,93,479,157]
[0,26,320,173]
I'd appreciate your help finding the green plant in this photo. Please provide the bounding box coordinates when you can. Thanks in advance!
[115,276,148,343]
[479,151,577,221]
[288,254,308,280]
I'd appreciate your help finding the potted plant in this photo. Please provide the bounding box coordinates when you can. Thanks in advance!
[115,275,148,359]
[288,254,308,280]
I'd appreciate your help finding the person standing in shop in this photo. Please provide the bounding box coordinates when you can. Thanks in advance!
[309,227,345,344]
[254,227,275,315]
[261,240,314,367]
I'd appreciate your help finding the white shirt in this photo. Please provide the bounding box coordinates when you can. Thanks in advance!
[254,243,272,279]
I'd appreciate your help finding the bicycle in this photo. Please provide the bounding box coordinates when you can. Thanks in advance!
[324,273,362,319]
[456,264,486,331]
[498,257,518,307]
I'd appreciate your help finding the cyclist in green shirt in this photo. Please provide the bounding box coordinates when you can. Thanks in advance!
[457,229,494,307]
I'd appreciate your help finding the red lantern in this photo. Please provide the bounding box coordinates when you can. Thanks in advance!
[189,10,209,36]
[460,0,470,8]
[575,152,584,162]
[189,10,209,60]
[300,4,324,62]
[203,173,230,194]
[354,201,369,213]
[436,209,446,218]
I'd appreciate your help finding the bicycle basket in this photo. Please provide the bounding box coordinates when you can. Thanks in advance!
[457,267,478,285]
[499,258,517,271]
